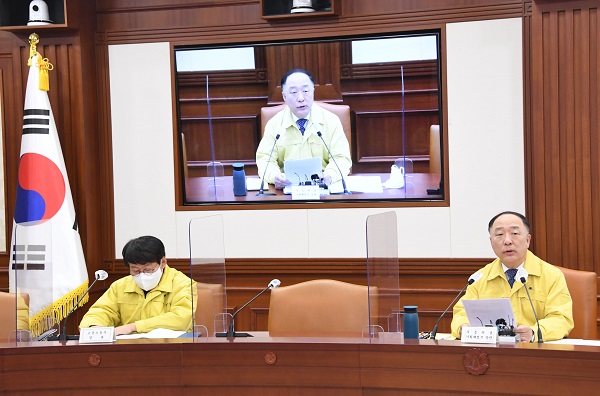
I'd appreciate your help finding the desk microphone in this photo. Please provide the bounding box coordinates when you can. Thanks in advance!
[257,134,280,196]
[316,131,351,195]
[517,268,543,343]
[430,271,482,340]
[48,270,109,341]
[216,279,281,338]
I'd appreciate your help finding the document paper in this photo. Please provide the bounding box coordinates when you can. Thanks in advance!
[462,298,516,328]
[283,157,323,186]
[329,175,383,194]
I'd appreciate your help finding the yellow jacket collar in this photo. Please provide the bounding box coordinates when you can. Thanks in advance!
[281,103,326,131]
[487,250,542,281]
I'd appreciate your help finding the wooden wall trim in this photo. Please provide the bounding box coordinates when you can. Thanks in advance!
[89,257,495,283]
[96,1,524,45]
[151,257,498,284]
[96,0,257,14]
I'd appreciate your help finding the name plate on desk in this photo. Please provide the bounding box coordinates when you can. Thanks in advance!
[79,327,116,344]
[461,326,497,344]
[291,185,320,200]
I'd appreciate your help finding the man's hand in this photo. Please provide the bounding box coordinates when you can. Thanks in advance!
[323,174,332,186]
[273,172,290,189]
[514,325,534,342]
[115,323,137,336]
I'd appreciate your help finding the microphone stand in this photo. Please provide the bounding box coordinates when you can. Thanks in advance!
[430,281,470,340]
[256,134,280,196]
[520,276,543,343]
[217,287,268,337]
[216,280,280,338]
[47,272,106,341]
[316,131,351,195]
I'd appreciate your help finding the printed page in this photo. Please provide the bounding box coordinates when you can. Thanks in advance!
[463,298,516,328]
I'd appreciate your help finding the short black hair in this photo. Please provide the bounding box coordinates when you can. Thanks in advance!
[280,68,315,87]
[488,211,530,233]
[122,235,166,267]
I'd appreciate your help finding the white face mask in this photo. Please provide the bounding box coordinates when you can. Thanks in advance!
[133,267,163,291]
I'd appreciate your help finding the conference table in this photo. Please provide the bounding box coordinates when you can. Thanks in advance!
[184,173,443,203]
[1,335,599,395]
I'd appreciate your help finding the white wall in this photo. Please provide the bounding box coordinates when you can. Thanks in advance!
[109,18,524,260]
[446,18,525,257]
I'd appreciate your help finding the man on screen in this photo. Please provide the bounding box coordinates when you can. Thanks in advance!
[80,235,195,335]
[451,211,573,342]
[256,68,351,189]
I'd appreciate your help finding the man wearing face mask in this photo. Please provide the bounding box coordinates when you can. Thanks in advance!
[80,235,196,335]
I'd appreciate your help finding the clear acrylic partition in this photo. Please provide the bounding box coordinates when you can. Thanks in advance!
[8,223,58,346]
[395,157,415,198]
[205,161,225,201]
[189,215,228,338]
[365,211,401,339]
[394,157,414,174]
[206,161,224,178]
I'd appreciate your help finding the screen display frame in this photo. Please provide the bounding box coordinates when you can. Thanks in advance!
[174,29,445,208]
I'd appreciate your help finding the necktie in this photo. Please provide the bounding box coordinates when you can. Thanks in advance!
[505,268,518,288]
[296,118,307,135]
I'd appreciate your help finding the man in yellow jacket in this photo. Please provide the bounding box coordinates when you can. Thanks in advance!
[451,211,573,342]
[256,68,351,189]
[80,236,196,335]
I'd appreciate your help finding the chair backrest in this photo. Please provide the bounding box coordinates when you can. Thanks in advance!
[0,292,30,341]
[260,102,352,155]
[195,282,225,335]
[268,279,377,337]
[429,124,441,173]
[558,266,597,339]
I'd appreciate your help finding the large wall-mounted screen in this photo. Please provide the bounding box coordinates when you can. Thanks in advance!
[175,31,444,206]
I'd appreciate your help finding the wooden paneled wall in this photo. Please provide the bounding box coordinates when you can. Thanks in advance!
[526,1,600,274]
[0,0,598,336]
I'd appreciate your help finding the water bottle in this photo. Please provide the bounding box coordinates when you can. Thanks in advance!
[403,305,419,339]
[232,163,247,196]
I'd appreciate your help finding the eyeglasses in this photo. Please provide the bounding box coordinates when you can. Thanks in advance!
[129,264,161,276]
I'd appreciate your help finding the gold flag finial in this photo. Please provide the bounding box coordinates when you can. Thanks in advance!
[29,33,39,46]
[27,33,53,91]
[28,33,39,64]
